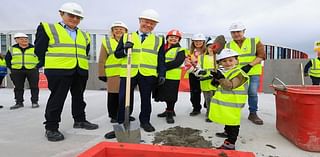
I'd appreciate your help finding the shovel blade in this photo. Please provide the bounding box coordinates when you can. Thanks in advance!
[113,122,141,143]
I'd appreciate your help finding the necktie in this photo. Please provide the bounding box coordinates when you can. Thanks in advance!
[141,33,147,43]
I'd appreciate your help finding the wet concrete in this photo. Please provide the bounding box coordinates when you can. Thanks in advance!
[152,126,213,148]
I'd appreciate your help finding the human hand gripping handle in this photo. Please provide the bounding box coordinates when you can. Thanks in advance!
[158,76,165,86]
[124,41,134,55]
[241,64,252,73]
[98,76,107,82]
[210,70,225,80]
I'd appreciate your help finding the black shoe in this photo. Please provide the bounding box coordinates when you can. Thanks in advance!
[189,110,201,116]
[157,111,176,117]
[205,118,212,123]
[110,118,117,123]
[166,111,175,124]
[104,131,116,139]
[10,103,24,110]
[140,123,155,132]
[73,121,99,130]
[0,105,3,109]
[45,130,64,142]
[129,116,135,121]
[31,103,39,108]
[215,132,228,138]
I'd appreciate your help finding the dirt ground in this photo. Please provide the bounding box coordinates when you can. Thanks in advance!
[152,126,213,148]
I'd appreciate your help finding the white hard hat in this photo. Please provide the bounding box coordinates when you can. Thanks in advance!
[216,48,239,61]
[110,21,128,30]
[314,40,320,51]
[13,33,28,39]
[206,39,214,46]
[59,2,84,18]
[229,22,246,32]
[192,33,206,41]
[139,9,160,23]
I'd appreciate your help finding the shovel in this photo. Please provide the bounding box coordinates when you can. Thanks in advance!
[113,33,141,143]
[300,63,305,86]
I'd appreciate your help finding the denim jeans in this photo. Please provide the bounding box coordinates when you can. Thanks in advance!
[248,75,260,113]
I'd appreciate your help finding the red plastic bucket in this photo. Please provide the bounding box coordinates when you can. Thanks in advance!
[78,142,255,157]
[271,79,320,152]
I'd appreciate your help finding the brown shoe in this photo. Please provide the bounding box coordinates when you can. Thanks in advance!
[248,113,263,125]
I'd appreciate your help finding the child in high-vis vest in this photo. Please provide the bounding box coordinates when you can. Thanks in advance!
[304,40,320,85]
[208,48,249,150]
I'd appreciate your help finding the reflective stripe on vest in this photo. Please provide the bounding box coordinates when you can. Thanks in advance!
[42,22,90,70]
[10,47,38,69]
[226,37,262,75]
[120,32,162,77]
[208,68,249,125]
[199,54,217,91]
[102,36,122,77]
[310,58,320,77]
[165,47,184,80]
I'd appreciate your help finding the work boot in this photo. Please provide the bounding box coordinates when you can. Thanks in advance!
[104,131,116,139]
[189,110,201,116]
[248,113,264,125]
[157,110,176,117]
[140,123,155,132]
[45,130,64,142]
[10,102,24,110]
[32,103,39,108]
[216,140,235,150]
[166,111,174,124]
[73,121,99,130]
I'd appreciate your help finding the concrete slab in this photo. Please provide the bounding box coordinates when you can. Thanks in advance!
[0,89,318,157]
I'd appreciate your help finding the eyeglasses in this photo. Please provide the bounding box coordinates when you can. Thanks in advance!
[65,13,83,20]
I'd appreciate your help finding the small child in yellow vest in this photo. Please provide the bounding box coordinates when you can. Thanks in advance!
[304,40,320,85]
[208,48,249,150]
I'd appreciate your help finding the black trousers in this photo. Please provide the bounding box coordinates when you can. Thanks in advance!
[224,125,240,144]
[310,76,320,85]
[0,76,4,86]
[44,72,88,130]
[108,92,134,120]
[10,69,39,103]
[117,72,156,124]
[189,73,202,111]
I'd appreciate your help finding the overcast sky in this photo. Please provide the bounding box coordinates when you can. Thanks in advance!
[1,0,319,57]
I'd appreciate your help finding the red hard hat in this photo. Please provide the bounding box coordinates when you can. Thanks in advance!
[166,29,182,38]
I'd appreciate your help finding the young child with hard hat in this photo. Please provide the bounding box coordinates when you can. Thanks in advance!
[208,48,249,150]
[304,40,320,85]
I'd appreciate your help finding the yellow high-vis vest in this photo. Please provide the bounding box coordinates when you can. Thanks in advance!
[226,37,262,75]
[120,32,163,77]
[209,68,249,125]
[0,58,5,67]
[310,58,320,77]
[199,54,217,91]
[10,47,38,69]
[102,36,122,77]
[165,47,186,80]
[41,22,90,70]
